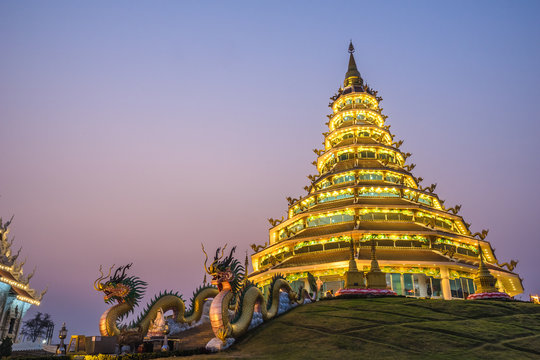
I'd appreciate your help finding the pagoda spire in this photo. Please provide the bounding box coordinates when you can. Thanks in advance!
[348,238,358,272]
[370,239,381,272]
[344,41,363,87]
[473,243,498,293]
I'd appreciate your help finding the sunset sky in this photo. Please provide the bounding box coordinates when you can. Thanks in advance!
[1,1,539,336]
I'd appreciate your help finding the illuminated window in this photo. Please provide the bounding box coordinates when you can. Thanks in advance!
[374,240,394,247]
[358,173,383,180]
[359,151,376,158]
[379,153,395,162]
[360,212,413,221]
[319,192,353,203]
[461,278,475,299]
[307,213,354,227]
[333,174,355,184]
[359,190,399,198]
[404,274,415,296]
[320,181,331,189]
[450,278,469,299]
[429,278,442,297]
[359,131,370,137]
[391,274,403,295]
[457,247,477,257]
[289,222,304,233]
[435,219,452,230]
[324,240,350,250]
[395,240,423,247]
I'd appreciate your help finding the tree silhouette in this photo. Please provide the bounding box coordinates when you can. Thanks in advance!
[20,312,54,342]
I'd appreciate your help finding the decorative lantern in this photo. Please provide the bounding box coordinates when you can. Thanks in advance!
[56,323,67,355]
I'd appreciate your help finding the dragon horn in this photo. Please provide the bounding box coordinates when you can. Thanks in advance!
[93,265,104,290]
[219,244,228,260]
[118,263,132,281]
[227,246,237,262]
[201,243,210,274]
[94,264,114,291]
[112,263,126,280]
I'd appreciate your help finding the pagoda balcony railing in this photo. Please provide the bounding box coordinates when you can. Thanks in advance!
[259,241,480,270]
[278,217,458,242]
[329,137,389,148]
[336,103,378,113]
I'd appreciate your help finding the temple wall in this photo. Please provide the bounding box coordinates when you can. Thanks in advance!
[0,296,28,342]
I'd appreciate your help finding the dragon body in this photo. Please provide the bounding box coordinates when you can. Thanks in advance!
[94,264,218,340]
[202,245,311,342]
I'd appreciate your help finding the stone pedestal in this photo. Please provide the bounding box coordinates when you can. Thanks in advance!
[366,271,387,289]
[365,240,387,290]
[344,270,365,289]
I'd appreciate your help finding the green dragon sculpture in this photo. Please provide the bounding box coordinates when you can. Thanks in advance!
[94,263,218,343]
[202,244,311,343]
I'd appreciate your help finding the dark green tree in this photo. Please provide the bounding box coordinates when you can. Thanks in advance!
[0,336,12,357]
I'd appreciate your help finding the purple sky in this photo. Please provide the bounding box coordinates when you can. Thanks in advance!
[1,1,539,336]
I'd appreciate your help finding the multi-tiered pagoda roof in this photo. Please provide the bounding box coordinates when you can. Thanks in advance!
[0,214,45,340]
[249,43,523,299]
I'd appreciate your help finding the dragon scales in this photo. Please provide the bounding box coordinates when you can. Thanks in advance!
[202,244,311,343]
[94,263,218,344]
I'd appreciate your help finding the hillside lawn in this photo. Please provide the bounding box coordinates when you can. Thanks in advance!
[173,296,540,359]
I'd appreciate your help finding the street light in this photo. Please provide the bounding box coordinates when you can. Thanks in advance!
[161,323,170,352]
[56,323,67,355]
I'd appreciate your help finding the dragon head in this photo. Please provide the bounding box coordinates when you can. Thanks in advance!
[202,244,244,293]
[94,263,147,307]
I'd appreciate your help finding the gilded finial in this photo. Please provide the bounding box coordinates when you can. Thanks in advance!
[344,41,362,87]
[348,40,355,54]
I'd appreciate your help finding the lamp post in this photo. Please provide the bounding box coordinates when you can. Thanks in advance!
[161,323,170,352]
[56,323,67,355]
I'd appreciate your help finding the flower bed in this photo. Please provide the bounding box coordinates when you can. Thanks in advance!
[335,288,397,297]
[467,292,511,300]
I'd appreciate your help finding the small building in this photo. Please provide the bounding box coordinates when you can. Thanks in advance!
[0,215,45,342]
[248,43,523,299]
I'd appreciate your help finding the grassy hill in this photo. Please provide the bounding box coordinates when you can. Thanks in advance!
[184,297,540,359]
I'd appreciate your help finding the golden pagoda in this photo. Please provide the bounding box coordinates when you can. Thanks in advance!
[248,42,523,300]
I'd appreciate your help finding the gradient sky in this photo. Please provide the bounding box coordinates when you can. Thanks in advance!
[1,1,539,336]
